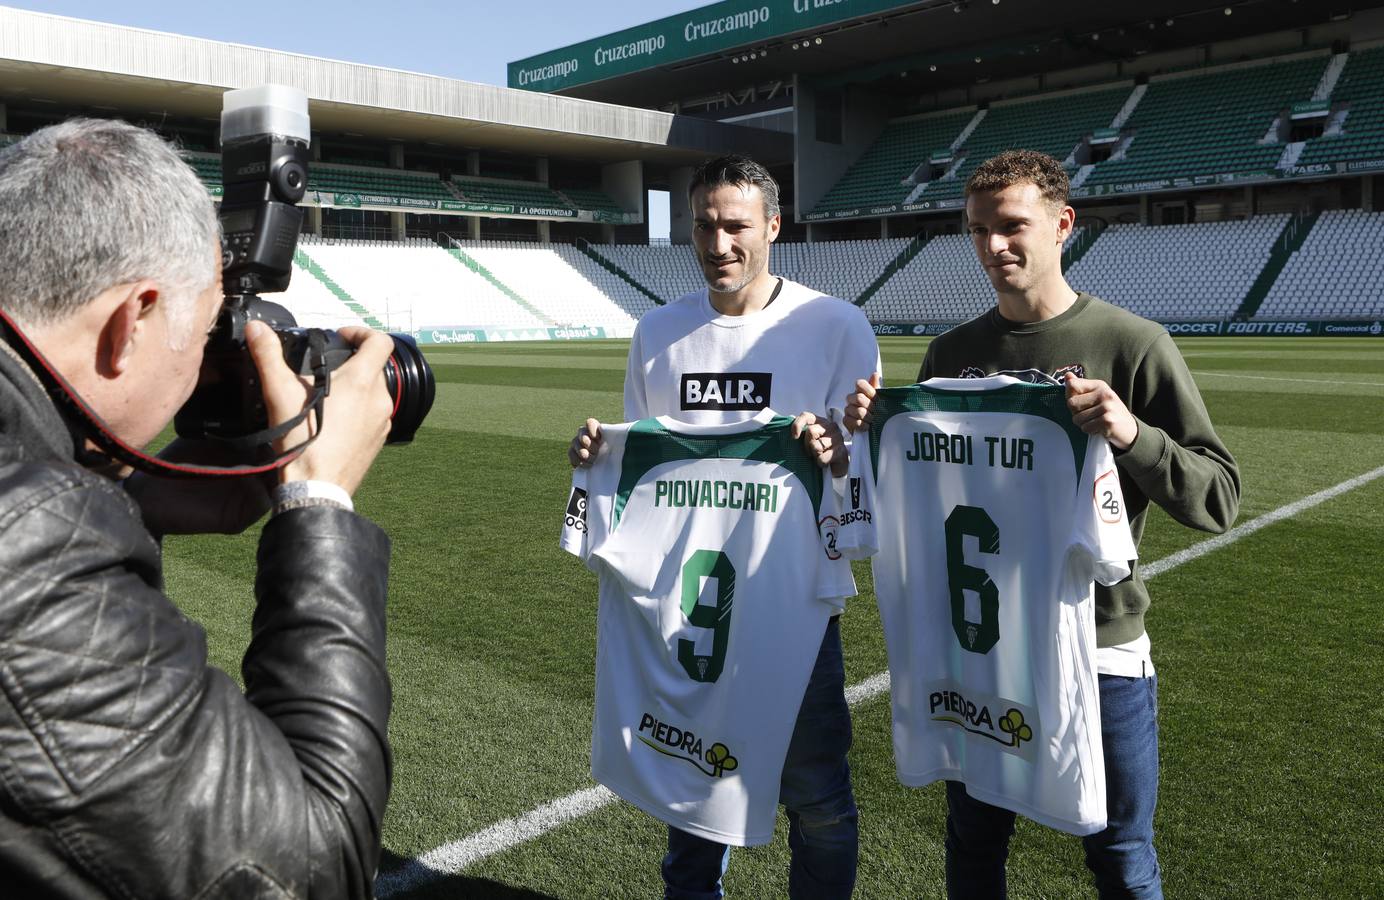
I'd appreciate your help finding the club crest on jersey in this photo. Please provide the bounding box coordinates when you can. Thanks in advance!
[564,486,587,532]
[927,681,1038,759]
[636,713,739,777]
[957,365,1085,384]
[680,372,772,411]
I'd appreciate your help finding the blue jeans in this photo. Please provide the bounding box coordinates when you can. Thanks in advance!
[945,674,1162,900]
[662,616,858,900]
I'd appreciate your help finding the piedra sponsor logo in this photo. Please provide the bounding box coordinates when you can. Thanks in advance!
[637,713,739,777]
[928,682,1038,759]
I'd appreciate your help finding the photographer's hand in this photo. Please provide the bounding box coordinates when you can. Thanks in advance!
[246,321,395,495]
[123,440,274,536]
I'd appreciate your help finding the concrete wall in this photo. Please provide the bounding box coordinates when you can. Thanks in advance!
[668,165,695,245]
[792,76,889,220]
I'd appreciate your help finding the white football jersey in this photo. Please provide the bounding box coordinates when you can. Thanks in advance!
[837,376,1136,836]
[561,410,853,846]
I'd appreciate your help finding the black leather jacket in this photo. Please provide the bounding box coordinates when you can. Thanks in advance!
[0,344,393,898]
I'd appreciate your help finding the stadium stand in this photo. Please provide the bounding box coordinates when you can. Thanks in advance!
[182,152,222,192]
[1064,215,1290,320]
[772,238,911,303]
[452,240,657,325]
[451,177,573,210]
[916,87,1131,206]
[811,110,975,214]
[310,164,454,201]
[557,187,626,216]
[275,254,370,330]
[1085,55,1328,187]
[591,244,706,302]
[293,237,546,330]
[1255,210,1384,319]
[591,239,913,304]
[276,209,1383,331]
[862,234,995,322]
[1298,46,1384,168]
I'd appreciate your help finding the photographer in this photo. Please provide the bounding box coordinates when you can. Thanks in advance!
[0,118,396,898]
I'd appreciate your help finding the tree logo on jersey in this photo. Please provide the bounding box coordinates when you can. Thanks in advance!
[928,682,1038,759]
[1094,470,1122,524]
[680,372,772,411]
[818,515,842,560]
[850,477,862,510]
[565,486,588,532]
[636,713,740,777]
[998,709,1034,747]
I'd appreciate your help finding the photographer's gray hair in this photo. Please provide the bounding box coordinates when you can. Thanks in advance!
[0,118,220,347]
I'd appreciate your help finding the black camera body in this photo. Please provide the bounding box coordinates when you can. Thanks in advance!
[175,85,433,447]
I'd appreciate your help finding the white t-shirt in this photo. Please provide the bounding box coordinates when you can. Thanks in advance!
[837,376,1138,836]
[624,278,881,425]
[561,411,854,846]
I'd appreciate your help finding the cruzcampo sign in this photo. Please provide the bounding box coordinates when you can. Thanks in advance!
[509,0,925,93]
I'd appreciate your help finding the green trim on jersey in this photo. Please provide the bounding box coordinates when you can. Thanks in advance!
[614,417,824,528]
[868,383,1089,482]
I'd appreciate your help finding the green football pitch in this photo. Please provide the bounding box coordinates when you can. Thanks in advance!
[164,336,1384,899]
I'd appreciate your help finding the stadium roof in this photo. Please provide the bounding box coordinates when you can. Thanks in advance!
[0,6,790,165]
[513,0,1384,108]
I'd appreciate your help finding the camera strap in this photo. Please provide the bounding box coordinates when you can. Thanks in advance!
[0,308,327,480]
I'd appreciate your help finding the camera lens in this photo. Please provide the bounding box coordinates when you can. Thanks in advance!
[382,334,435,444]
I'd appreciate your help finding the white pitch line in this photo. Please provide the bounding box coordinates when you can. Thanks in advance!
[375,786,617,897]
[377,464,1384,897]
[1189,370,1384,388]
[1141,463,1384,579]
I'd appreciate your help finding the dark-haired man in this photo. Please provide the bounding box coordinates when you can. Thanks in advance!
[570,155,879,899]
[847,149,1239,899]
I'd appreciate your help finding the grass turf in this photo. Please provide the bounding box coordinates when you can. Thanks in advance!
[162,336,1384,898]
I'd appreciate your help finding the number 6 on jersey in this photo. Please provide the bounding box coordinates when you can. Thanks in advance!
[945,505,1000,654]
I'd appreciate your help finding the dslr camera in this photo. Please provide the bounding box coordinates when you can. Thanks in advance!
[176,84,434,447]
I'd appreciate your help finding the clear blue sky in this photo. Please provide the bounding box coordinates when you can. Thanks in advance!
[8,1,708,86]
[10,1,714,236]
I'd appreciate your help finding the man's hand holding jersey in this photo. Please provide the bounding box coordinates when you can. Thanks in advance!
[1064,374,1138,450]
[568,418,604,468]
[791,412,849,477]
[844,373,882,434]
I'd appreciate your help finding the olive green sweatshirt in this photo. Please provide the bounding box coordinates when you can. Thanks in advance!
[919,293,1241,647]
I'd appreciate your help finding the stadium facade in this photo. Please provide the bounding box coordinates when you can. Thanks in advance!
[2,2,1383,339]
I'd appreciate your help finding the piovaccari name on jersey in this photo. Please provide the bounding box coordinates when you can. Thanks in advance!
[680,372,772,411]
